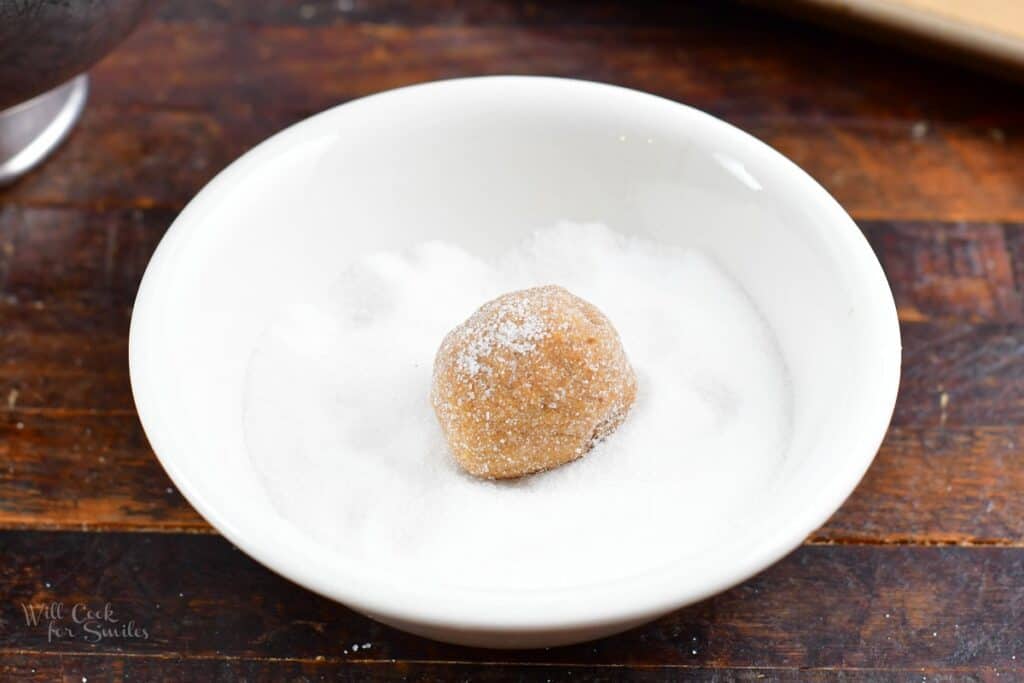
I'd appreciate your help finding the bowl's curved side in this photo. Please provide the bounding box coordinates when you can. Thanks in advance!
[0,0,159,109]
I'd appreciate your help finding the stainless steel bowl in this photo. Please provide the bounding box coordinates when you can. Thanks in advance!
[0,0,159,184]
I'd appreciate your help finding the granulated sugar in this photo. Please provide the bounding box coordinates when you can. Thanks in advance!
[243,222,792,590]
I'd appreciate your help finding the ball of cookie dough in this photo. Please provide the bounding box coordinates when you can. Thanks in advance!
[431,285,637,479]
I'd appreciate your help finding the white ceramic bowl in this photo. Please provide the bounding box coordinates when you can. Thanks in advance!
[129,76,900,648]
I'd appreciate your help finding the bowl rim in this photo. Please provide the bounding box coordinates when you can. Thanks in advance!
[129,75,901,638]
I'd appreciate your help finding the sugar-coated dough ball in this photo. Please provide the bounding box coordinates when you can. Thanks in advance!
[431,285,638,479]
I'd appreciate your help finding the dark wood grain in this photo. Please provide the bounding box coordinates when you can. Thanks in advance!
[895,323,1024,428]
[0,297,132,414]
[0,532,1022,671]
[0,206,172,304]
[0,654,1003,683]
[814,427,1024,545]
[112,7,1024,124]
[156,0,753,27]
[0,12,1019,219]
[863,222,1023,323]
[1,106,243,211]
[0,413,197,531]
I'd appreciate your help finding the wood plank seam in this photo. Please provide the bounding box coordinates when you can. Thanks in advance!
[0,649,1018,672]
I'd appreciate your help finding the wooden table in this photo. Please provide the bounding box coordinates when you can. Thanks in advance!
[2,1,1022,680]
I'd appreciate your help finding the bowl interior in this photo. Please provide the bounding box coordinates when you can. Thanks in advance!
[130,77,900,641]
